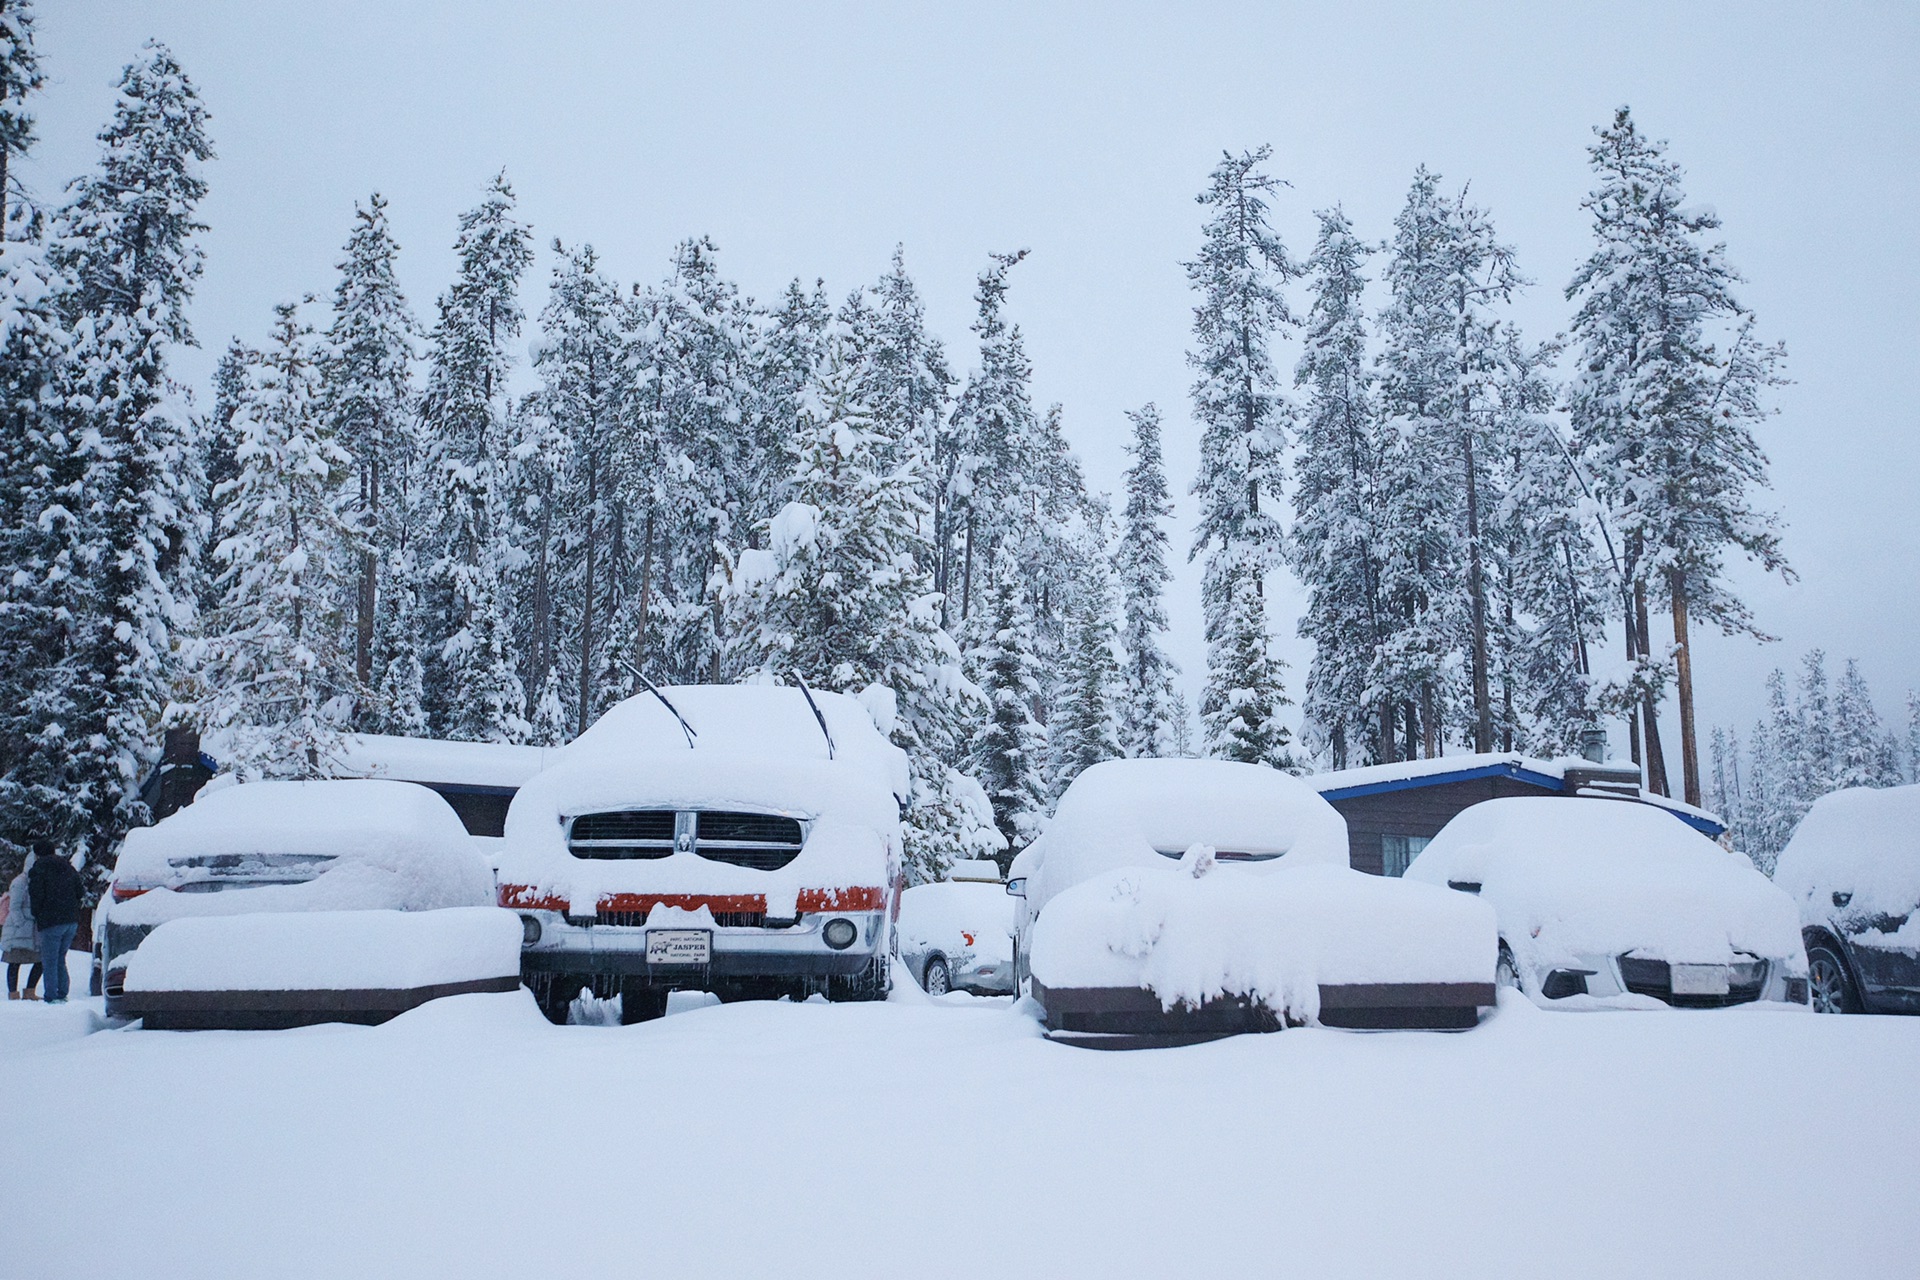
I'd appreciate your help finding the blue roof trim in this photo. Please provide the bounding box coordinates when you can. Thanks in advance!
[1317,761,1566,802]
[1660,808,1727,837]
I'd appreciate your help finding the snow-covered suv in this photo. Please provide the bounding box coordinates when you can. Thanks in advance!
[495,684,910,1023]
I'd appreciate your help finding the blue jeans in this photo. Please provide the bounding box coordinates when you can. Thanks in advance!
[37,924,77,1002]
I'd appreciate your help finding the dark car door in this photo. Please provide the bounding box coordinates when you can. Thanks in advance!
[1835,892,1920,1011]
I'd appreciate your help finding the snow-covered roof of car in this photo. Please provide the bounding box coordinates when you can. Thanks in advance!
[1773,784,1920,924]
[1019,758,1350,913]
[1404,796,1798,967]
[1308,752,1726,837]
[330,734,557,790]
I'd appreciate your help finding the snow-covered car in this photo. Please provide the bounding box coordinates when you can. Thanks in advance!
[495,683,910,1024]
[899,875,1016,996]
[1406,796,1808,1009]
[1010,759,1497,1044]
[1774,784,1920,1015]
[103,779,519,1029]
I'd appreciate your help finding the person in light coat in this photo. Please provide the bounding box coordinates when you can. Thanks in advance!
[2,853,41,1000]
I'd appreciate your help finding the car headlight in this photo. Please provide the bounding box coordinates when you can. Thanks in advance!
[520,914,543,946]
[822,918,858,950]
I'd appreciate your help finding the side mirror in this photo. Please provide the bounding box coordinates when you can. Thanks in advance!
[1005,877,1026,898]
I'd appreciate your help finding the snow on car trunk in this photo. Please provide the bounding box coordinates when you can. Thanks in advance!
[122,907,521,993]
[113,778,495,925]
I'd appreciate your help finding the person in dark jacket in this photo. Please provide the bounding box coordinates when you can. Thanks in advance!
[26,843,82,1004]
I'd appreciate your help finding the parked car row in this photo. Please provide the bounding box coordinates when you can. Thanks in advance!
[84,683,1920,1040]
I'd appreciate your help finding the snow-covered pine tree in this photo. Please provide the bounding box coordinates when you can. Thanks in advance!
[418,172,532,742]
[199,304,357,777]
[943,250,1044,626]
[1115,403,1179,758]
[528,241,626,733]
[967,551,1050,854]
[1792,649,1835,801]
[1049,539,1122,791]
[0,0,40,226]
[1909,690,1920,785]
[639,237,755,686]
[1169,689,1196,758]
[1565,107,1790,807]
[1185,146,1298,763]
[1831,658,1890,790]
[322,192,418,705]
[44,42,213,863]
[731,332,997,880]
[851,247,952,548]
[1202,568,1295,769]
[0,0,74,865]
[1289,207,1387,768]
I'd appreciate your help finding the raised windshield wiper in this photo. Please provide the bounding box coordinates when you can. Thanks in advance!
[618,659,697,749]
[790,670,836,760]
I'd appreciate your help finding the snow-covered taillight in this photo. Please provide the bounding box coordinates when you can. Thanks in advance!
[109,882,150,902]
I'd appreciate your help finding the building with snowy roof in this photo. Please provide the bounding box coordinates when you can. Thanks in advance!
[1309,753,1727,878]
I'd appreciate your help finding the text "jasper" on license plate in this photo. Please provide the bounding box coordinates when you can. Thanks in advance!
[646,930,711,966]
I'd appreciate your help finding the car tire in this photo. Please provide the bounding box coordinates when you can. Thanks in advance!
[1807,943,1860,1015]
[923,956,951,996]
[619,980,670,1025]
[532,975,577,1025]
[1496,943,1522,992]
[828,954,892,1002]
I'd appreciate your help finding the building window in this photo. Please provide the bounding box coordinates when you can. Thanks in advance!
[1380,834,1430,878]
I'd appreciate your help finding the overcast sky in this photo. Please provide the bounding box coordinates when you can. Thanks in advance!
[23,2,1920,760]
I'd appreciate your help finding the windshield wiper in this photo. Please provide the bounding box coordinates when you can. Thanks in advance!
[790,671,836,760]
[618,659,697,749]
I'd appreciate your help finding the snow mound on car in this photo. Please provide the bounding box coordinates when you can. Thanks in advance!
[1406,797,1800,969]
[114,779,495,925]
[1020,758,1349,915]
[1030,862,1494,1020]
[123,907,521,993]
[1773,784,1920,927]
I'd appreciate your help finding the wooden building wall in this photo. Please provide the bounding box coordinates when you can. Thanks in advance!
[1328,776,1552,876]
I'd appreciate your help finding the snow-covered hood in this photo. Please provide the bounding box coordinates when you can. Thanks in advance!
[1030,861,1496,1021]
[1407,797,1802,968]
[1773,784,1920,927]
[1020,759,1350,915]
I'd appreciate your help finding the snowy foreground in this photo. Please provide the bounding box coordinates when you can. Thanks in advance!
[5,961,1917,1280]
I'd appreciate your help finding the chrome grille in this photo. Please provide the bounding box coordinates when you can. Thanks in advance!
[693,811,804,870]
[568,810,676,860]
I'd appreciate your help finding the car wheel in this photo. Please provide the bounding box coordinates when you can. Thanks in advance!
[828,954,892,1002]
[923,956,951,996]
[531,975,577,1025]
[1496,944,1522,992]
[1807,944,1859,1015]
[619,980,670,1024]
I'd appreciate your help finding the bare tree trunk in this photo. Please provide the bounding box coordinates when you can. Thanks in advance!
[932,485,949,630]
[1624,600,1643,768]
[1379,700,1396,765]
[1421,684,1438,759]
[636,507,655,670]
[1669,567,1701,808]
[576,454,599,737]
[355,456,378,691]
[1635,581,1670,797]
[1463,431,1491,752]
[961,512,975,621]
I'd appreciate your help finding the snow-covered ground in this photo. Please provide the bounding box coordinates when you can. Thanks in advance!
[4,955,1915,1280]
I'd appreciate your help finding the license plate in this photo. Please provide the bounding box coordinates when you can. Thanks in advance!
[1671,964,1730,996]
[646,930,711,966]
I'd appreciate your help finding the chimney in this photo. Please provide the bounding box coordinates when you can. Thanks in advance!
[1579,724,1608,764]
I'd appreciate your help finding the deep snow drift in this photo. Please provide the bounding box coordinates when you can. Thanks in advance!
[2,983,1914,1280]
